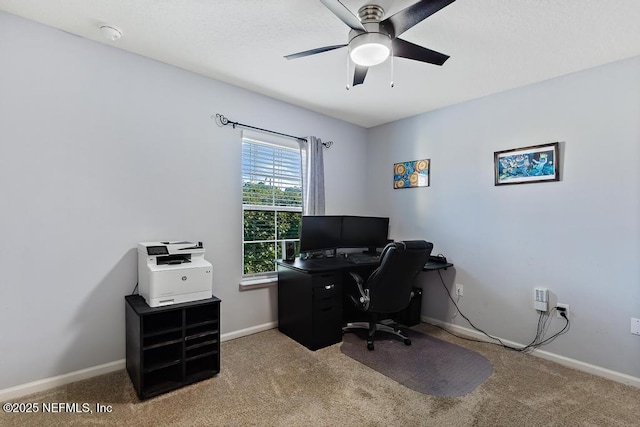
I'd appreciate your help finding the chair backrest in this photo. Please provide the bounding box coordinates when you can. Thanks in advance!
[365,240,433,313]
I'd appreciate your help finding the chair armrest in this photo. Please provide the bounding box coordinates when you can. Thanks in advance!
[349,272,370,310]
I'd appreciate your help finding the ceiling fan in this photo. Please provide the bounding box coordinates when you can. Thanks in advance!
[285,0,456,88]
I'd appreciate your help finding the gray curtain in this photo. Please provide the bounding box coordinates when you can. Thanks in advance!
[299,136,325,215]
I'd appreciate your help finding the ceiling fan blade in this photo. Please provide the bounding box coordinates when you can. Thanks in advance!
[353,65,368,86]
[381,0,456,38]
[392,38,449,65]
[284,44,347,60]
[320,0,366,31]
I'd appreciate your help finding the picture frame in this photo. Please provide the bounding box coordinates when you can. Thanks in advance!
[394,159,430,189]
[494,142,560,186]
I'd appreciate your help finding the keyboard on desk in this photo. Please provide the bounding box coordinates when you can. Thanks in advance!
[307,257,341,266]
[346,255,380,264]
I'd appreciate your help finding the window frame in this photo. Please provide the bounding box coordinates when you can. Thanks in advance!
[240,135,302,287]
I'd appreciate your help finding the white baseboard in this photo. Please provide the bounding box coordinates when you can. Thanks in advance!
[220,321,278,342]
[423,316,640,388]
[0,323,279,401]
[0,359,125,402]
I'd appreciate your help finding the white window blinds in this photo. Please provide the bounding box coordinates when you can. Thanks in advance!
[241,137,302,276]
[242,139,303,208]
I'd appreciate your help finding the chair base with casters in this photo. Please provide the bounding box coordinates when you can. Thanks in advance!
[343,315,412,351]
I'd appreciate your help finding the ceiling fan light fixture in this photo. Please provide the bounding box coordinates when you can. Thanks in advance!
[349,32,391,66]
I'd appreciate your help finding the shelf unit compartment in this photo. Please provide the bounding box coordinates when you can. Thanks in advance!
[186,323,218,340]
[143,310,182,336]
[186,334,218,349]
[186,354,218,381]
[143,364,182,397]
[143,342,182,372]
[186,343,217,360]
[143,329,183,349]
[186,304,218,326]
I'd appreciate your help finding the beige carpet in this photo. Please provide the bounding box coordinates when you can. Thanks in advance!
[2,323,640,426]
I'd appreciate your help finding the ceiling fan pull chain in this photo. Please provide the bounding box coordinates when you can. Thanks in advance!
[390,47,395,88]
[346,52,351,90]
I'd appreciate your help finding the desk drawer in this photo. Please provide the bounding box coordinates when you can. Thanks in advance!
[313,284,340,302]
[312,273,340,300]
[312,302,342,349]
[313,293,338,311]
[311,272,339,287]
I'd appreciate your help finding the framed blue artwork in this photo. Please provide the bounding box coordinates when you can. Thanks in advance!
[494,142,560,186]
[394,159,430,189]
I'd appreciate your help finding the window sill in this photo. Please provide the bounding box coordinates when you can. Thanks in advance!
[239,276,278,291]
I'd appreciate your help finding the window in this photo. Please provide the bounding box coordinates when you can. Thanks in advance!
[242,137,302,277]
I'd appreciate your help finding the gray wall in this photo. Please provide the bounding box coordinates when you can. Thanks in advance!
[0,11,369,389]
[366,55,640,378]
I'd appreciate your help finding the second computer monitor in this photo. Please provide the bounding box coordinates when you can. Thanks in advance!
[299,215,343,252]
[341,216,389,253]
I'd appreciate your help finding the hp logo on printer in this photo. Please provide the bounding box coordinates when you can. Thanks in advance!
[182,276,187,281]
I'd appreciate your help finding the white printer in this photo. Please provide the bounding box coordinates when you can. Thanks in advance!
[137,241,213,307]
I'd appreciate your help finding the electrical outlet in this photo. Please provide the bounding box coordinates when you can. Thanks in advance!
[556,303,570,319]
[455,284,463,297]
[631,318,640,336]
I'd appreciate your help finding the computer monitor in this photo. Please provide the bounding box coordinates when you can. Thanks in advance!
[340,216,390,254]
[299,215,343,253]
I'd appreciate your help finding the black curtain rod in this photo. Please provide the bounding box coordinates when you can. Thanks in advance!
[213,113,333,148]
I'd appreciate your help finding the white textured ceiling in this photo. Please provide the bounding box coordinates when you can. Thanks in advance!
[2,0,640,128]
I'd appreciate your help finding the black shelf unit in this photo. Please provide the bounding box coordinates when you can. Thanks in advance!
[125,294,221,400]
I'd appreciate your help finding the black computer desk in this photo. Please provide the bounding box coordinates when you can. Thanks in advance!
[276,257,453,351]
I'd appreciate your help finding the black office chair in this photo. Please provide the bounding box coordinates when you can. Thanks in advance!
[343,240,433,350]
